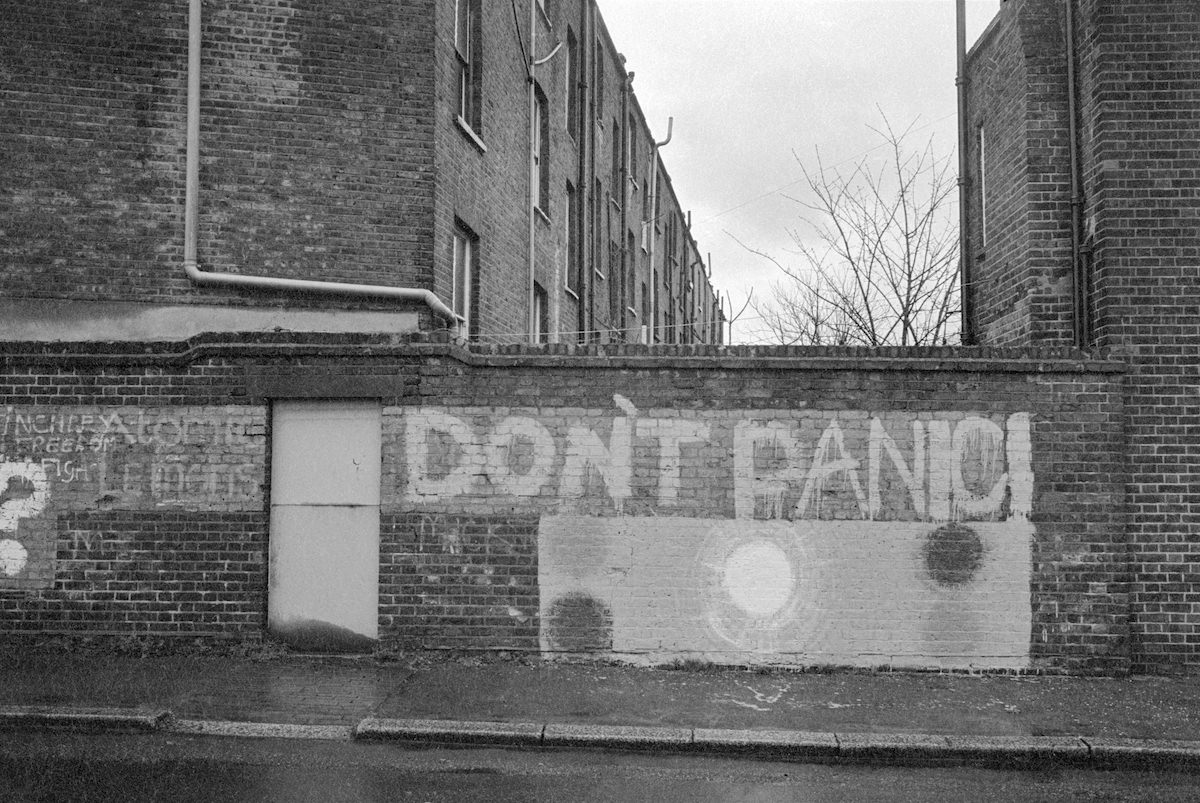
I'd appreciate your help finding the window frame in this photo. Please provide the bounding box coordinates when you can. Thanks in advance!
[566,29,580,142]
[565,180,581,296]
[533,81,551,216]
[977,123,988,253]
[455,0,482,139]
[533,282,550,344]
[452,223,479,337]
[610,118,622,204]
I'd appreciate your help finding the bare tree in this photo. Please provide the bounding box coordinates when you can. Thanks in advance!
[741,117,960,347]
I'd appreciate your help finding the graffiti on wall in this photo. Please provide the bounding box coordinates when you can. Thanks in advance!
[397,396,1031,522]
[396,396,1036,669]
[0,407,262,506]
[0,406,265,586]
[0,460,50,578]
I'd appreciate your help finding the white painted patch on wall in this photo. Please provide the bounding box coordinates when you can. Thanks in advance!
[0,461,49,580]
[539,516,1034,670]
[0,539,28,577]
[0,461,50,531]
[721,541,795,618]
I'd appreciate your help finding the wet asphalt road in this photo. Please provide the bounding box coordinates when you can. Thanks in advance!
[2,731,1199,802]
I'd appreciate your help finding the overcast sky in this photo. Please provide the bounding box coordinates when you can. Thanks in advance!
[599,0,1000,343]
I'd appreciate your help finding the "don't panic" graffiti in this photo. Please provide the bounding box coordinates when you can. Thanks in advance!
[398,396,1032,523]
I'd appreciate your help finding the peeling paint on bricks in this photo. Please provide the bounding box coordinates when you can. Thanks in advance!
[396,398,1035,669]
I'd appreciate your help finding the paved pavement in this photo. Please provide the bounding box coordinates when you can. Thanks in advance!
[3,648,1200,769]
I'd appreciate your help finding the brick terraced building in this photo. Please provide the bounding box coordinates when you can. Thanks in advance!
[964,0,1200,672]
[0,0,724,346]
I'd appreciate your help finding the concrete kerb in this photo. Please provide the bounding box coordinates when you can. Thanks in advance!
[354,717,545,748]
[0,705,170,733]
[4,705,1200,770]
[1082,737,1200,771]
[351,718,1200,770]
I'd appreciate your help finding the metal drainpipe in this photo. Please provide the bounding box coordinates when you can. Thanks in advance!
[646,117,672,344]
[586,2,599,343]
[182,0,462,332]
[619,67,631,342]
[526,0,537,344]
[574,0,590,342]
[955,0,976,345]
[526,4,563,344]
[1065,0,1090,348]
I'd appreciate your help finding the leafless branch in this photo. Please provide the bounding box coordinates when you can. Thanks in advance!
[737,114,960,347]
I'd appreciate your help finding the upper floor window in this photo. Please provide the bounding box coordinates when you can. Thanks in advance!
[610,118,621,203]
[533,82,550,214]
[566,180,581,295]
[594,38,604,118]
[453,222,479,337]
[627,117,638,186]
[977,123,988,252]
[533,282,549,344]
[455,0,482,134]
[566,29,580,142]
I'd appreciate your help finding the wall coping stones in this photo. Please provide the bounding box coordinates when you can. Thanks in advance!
[0,333,1127,375]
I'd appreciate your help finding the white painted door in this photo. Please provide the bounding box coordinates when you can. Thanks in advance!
[268,401,381,651]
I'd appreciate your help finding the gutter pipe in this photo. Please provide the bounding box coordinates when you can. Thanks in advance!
[182,0,462,332]
[575,0,591,341]
[524,3,562,343]
[1065,0,1090,348]
[619,66,631,342]
[646,116,673,344]
[527,0,537,343]
[955,0,976,345]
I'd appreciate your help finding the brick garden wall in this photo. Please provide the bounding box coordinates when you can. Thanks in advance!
[0,337,1127,673]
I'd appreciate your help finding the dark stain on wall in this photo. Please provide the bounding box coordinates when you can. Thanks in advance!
[924,523,984,587]
[543,592,613,653]
[271,618,377,654]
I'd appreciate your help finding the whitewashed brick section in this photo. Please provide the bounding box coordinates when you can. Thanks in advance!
[539,517,1034,670]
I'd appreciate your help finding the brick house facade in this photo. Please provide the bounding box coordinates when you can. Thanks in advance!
[965,0,1200,672]
[0,0,724,346]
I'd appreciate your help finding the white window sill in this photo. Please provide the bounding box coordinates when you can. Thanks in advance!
[456,116,487,153]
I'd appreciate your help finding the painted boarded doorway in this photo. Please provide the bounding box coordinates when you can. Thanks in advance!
[269,401,381,651]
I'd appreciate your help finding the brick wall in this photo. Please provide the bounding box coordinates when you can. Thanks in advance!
[431,0,529,340]
[2,0,719,344]
[1078,0,1200,673]
[966,0,1076,347]
[1,0,436,315]
[0,336,1126,673]
[967,0,1200,673]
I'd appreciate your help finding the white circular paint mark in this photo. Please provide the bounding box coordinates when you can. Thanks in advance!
[721,541,795,618]
[0,539,28,578]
